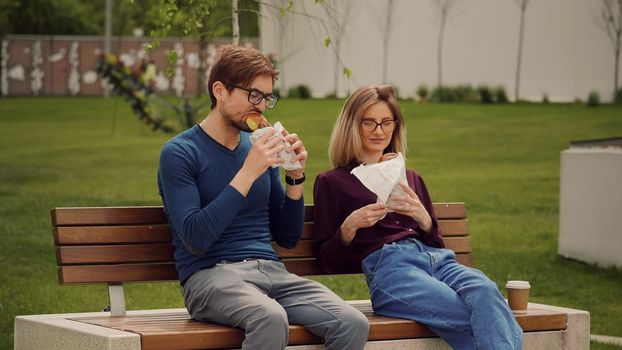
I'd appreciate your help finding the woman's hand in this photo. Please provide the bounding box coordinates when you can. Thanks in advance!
[340,203,388,245]
[389,182,433,233]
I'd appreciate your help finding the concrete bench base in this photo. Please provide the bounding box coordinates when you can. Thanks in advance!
[15,301,589,350]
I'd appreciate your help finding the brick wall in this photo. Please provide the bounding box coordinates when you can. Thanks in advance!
[0,35,259,97]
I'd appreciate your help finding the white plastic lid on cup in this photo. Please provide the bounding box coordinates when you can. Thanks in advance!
[506,280,531,289]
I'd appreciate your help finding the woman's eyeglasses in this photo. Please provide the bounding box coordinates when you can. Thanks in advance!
[361,119,398,132]
[232,85,279,108]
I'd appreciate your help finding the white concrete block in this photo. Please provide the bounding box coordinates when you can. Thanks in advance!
[14,312,140,350]
[522,331,563,349]
[528,302,591,350]
[559,147,622,268]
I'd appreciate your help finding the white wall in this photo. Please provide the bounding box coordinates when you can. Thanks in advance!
[260,0,620,102]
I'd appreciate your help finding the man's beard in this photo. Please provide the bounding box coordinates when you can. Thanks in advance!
[223,109,254,132]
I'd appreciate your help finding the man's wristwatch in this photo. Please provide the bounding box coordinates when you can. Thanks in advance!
[285,172,306,186]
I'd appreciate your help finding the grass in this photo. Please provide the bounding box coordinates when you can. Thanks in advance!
[593,343,622,350]
[1,97,621,349]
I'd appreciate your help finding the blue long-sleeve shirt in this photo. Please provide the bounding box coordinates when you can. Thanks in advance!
[157,125,304,284]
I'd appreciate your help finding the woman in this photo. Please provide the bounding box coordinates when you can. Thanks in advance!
[313,85,522,349]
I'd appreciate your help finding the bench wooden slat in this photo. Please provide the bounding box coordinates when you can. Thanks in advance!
[72,307,566,350]
[280,259,325,276]
[456,253,473,267]
[305,203,465,221]
[55,219,467,245]
[52,207,168,226]
[57,253,475,284]
[277,237,472,259]
[58,260,326,284]
[55,237,472,266]
[59,263,179,284]
[54,225,171,245]
[57,244,175,265]
[432,202,466,219]
[514,309,569,331]
[53,203,465,227]
[273,240,314,258]
[300,219,469,240]
[438,219,469,236]
[443,236,472,254]
[283,253,474,274]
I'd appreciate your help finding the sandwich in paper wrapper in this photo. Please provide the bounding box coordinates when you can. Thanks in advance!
[247,113,302,171]
[350,152,408,210]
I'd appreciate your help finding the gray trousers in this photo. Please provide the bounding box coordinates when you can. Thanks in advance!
[182,259,369,350]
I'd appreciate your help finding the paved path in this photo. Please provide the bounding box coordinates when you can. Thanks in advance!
[591,334,622,346]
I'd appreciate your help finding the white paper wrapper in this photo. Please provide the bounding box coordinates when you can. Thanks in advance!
[250,121,303,170]
[351,152,407,211]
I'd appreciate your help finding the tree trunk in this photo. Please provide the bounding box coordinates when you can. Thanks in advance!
[382,0,394,84]
[197,33,208,96]
[615,45,620,96]
[232,0,240,46]
[437,7,447,88]
[615,0,621,96]
[104,0,113,98]
[333,38,341,96]
[515,1,527,102]
[332,1,352,97]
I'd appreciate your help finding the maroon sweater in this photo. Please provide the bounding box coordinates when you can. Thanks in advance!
[312,163,445,274]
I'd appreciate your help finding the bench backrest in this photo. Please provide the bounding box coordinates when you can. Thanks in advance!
[52,203,471,286]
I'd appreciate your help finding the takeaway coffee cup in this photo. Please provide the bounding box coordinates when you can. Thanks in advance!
[506,280,530,311]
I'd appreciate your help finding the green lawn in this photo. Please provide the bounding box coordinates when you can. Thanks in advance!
[0,97,621,349]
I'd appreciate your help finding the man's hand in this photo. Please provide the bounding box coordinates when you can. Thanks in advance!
[281,129,308,179]
[231,128,285,196]
[245,127,285,175]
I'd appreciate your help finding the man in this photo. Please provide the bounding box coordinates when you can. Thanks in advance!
[157,45,369,350]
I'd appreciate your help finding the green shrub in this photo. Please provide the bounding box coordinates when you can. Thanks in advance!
[478,85,494,104]
[457,85,479,103]
[430,87,455,103]
[287,84,312,99]
[587,91,600,107]
[324,91,338,99]
[543,94,550,104]
[416,85,429,101]
[615,88,622,105]
[429,85,492,104]
[495,86,509,104]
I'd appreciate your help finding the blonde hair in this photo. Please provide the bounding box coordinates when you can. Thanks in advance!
[328,85,407,167]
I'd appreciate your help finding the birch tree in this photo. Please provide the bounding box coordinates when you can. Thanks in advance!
[432,0,458,89]
[381,0,396,84]
[262,0,353,96]
[232,0,240,46]
[598,0,622,98]
[322,0,354,96]
[513,0,531,102]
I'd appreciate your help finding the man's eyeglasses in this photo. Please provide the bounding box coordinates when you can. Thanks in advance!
[232,85,279,109]
[361,119,398,132]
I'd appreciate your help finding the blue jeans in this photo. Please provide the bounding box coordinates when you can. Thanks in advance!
[362,238,522,350]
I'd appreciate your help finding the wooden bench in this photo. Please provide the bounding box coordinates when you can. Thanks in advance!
[14,203,590,350]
